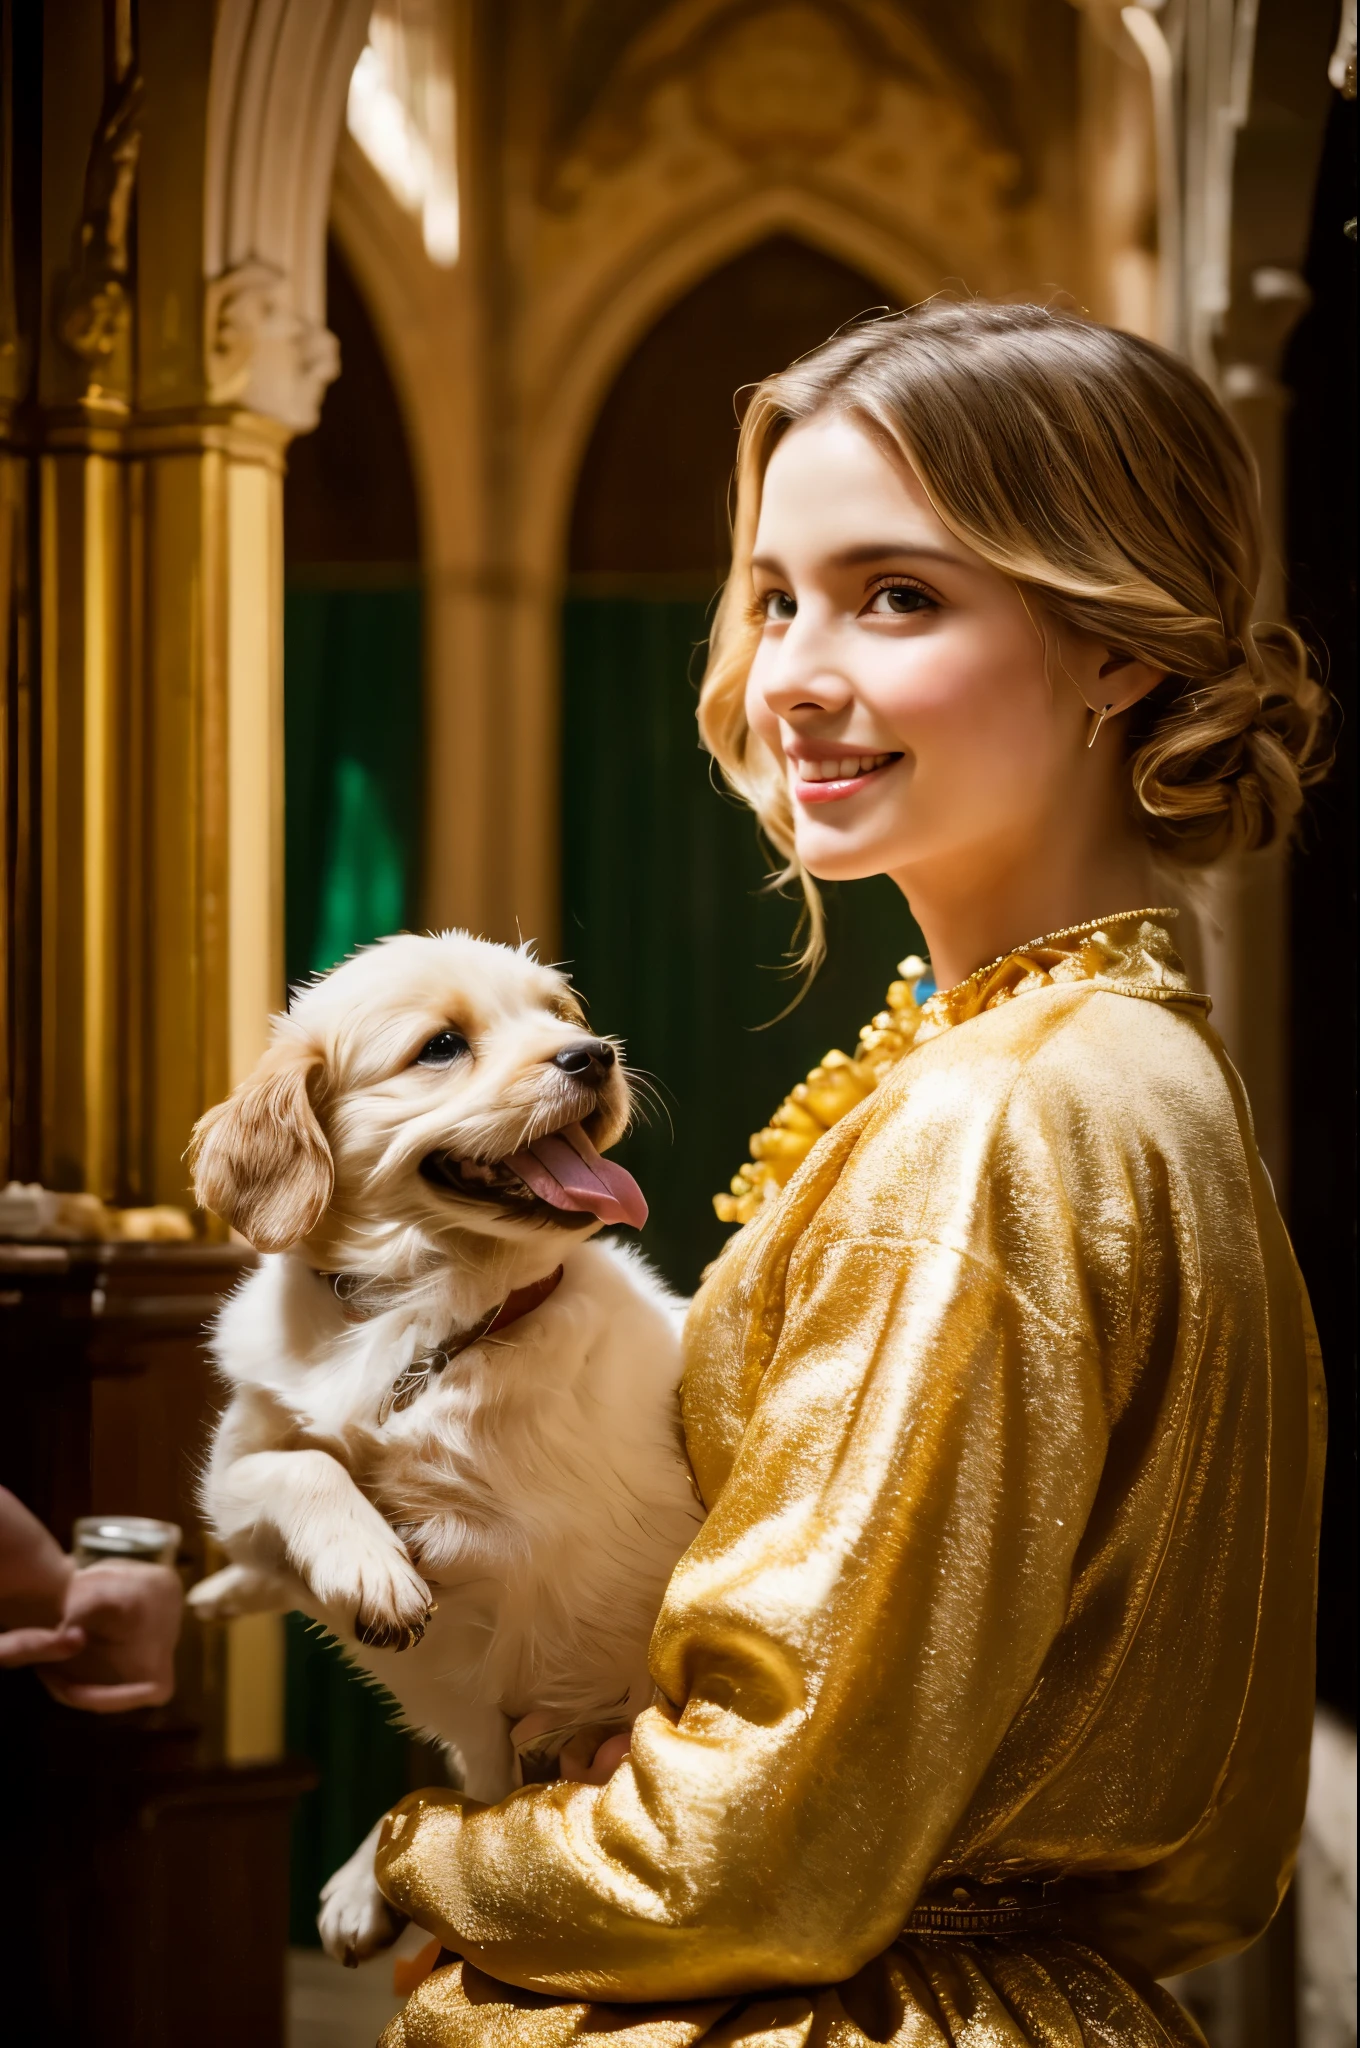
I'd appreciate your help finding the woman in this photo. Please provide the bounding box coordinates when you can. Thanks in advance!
[375,303,1328,2047]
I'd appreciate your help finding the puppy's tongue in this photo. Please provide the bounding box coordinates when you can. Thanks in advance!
[507,1123,648,1229]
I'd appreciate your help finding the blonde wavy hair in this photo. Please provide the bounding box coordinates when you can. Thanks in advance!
[699,300,1329,965]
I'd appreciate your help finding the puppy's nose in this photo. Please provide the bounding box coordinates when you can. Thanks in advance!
[553,1038,616,1079]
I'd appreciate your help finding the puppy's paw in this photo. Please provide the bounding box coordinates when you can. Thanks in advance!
[354,1608,430,1653]
[312,1542,432,1653]
[318,1854,405,1968]
[353,1548,433,1652]
[188,1563,288,1622]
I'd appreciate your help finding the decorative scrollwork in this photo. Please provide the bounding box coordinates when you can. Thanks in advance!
[692,4,875,161]
[56,71,143,385]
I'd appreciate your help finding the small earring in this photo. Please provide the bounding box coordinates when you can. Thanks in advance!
[1087,702,1113,749]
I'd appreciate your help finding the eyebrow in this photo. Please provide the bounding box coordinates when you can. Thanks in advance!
[750,542,967,574]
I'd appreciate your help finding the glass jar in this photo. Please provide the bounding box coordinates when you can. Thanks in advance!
[72,1515,181,1568]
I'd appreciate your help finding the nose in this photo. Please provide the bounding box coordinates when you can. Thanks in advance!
[753,617,855,723]
[553,1037,616,1080]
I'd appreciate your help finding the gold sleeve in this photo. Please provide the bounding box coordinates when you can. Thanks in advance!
[375,1117,1117,1999]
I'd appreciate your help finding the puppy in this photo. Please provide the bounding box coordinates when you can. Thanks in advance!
[186,933,702,1963]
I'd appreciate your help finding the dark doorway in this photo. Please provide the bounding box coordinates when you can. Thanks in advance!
[561,236,925,1293]
[569,232,890,584]
[1284,91,1357,1725]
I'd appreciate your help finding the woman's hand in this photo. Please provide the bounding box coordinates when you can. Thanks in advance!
[558,1726,632,1784]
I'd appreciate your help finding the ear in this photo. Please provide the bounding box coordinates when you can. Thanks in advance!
[189,1042,334,1252]
[1095,647,1168,716]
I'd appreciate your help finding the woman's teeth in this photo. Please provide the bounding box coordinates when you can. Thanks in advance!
[797,753,895,782]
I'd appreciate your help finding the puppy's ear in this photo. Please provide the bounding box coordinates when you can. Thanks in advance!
[190,1041,333,1252]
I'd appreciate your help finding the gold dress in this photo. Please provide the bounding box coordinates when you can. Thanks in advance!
[376,911,1325,2048]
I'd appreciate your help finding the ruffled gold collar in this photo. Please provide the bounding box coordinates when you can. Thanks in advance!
[914,906,1206,1041]
[714,909,1206,1226]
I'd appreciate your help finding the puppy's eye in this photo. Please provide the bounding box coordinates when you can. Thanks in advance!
[415,1029,470,1069]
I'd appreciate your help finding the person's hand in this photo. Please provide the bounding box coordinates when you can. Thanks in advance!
[1,1490,183,1710]
[558,1726,632,1784]
[37,1561,183,1713]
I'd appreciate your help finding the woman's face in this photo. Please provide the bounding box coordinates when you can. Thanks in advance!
[744,413,1109,891]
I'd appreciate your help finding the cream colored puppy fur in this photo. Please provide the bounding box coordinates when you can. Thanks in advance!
[187,933,701,1964]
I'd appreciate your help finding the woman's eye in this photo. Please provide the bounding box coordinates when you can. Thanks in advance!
[761,590,797,622]
[415,1029,470,1069]
[866,584,934,617]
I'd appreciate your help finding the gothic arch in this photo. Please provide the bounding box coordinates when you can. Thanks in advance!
[518,183,934,580]
[332,146,934,591]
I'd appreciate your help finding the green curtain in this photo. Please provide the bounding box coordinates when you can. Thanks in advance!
[283,577,424,1943]
[284,582,423,986]
[561,595,926,1294]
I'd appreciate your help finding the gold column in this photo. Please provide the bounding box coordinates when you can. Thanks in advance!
[3,0,290,1206]
[0,0,36,1181]
[36,416,287,1202]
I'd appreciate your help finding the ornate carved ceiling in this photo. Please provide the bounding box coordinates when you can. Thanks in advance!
[521,0,1075,411]
[540,0,1067,208]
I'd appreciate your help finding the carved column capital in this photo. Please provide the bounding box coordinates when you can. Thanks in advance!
[204,256,341,421]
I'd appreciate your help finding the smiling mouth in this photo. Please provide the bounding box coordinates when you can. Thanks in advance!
[791,752,902,802]
[420,1120,649,1231]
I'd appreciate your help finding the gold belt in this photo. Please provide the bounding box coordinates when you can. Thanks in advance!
[901,1879,1060,1941]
